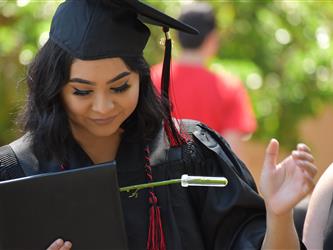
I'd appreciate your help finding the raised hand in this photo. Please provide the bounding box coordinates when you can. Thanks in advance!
[260,139,317,215]
[46,239,72,250]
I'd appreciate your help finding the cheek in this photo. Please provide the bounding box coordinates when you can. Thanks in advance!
[128,84,140,111]
[62,91,86,117]
[67,102,86,116]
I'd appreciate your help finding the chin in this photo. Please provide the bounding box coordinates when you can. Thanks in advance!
[89,126,121,138]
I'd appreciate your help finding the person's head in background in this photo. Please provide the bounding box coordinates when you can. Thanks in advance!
[177,3,219,61]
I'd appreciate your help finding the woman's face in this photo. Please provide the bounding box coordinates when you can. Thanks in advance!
[61,57,140,138]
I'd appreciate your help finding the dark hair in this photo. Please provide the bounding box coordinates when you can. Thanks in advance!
[120,56,166,142]
[19,39,165,164]
[178,3,216,49]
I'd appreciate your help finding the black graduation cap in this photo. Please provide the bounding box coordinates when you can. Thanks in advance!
[49,0,198,60]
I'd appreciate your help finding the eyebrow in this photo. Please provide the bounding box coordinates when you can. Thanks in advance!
[69,71,131,85]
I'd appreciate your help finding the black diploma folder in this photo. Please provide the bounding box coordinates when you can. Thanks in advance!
[0,161,128,250]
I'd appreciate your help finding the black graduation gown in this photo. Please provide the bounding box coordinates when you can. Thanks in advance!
[0,120,266,250]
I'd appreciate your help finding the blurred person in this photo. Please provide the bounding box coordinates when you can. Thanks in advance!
[151,2,256,155]
[303,162,333,249]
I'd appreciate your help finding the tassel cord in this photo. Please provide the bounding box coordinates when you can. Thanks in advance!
[144,146,166,250]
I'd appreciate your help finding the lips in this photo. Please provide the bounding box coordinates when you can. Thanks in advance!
[90,116,116,125]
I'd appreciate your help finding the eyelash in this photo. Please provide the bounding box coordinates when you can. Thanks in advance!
[72,82,130,96]
[112,82,130,93]
[73,88,92,96]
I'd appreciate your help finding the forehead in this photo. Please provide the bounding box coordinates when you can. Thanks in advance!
[70,57,130,77]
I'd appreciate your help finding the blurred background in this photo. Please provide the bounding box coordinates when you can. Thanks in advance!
[0,0,332,184]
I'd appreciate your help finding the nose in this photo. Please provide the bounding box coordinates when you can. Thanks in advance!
[91,93,115,114]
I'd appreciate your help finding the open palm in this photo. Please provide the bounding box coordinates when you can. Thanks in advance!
[260,139,317,215]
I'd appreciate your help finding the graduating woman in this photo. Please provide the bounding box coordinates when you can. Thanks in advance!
[0,0,317,249]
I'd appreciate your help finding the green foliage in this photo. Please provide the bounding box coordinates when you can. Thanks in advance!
[214,0,333,148]
[147,0,333,149]
[0,0,332,149]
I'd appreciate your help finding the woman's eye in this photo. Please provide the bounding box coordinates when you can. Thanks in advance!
[111,82,130,93]
[73,87,92,96]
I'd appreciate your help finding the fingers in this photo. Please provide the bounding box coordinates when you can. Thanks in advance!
[263,138,279,168]
[60,241,72,250]
[292,146,317,178]
[297,143,311,153]
[47,239,72,250]
[294,143,314,164]
[47,239,63,250]
[296,159,317,178]
[300,169,316,196]
[295,143,317,197]
[292,150,314,163]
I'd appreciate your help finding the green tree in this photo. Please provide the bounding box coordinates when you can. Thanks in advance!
[0,0,61,145]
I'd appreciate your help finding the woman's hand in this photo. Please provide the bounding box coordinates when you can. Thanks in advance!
[260,138,317,215]
[46,239,72,250]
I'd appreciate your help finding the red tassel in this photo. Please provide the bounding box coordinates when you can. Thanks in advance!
[164,121,178,147]
[144,147,166,250]
[147,192,166,250]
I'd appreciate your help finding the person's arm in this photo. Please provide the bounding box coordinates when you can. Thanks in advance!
[303,163,333,249]
[260,139,317,249]
[263,211,299,249]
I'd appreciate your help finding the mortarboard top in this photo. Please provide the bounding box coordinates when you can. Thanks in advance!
[50,0,198,60]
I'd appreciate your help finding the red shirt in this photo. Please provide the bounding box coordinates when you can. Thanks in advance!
[151,62,256,135]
